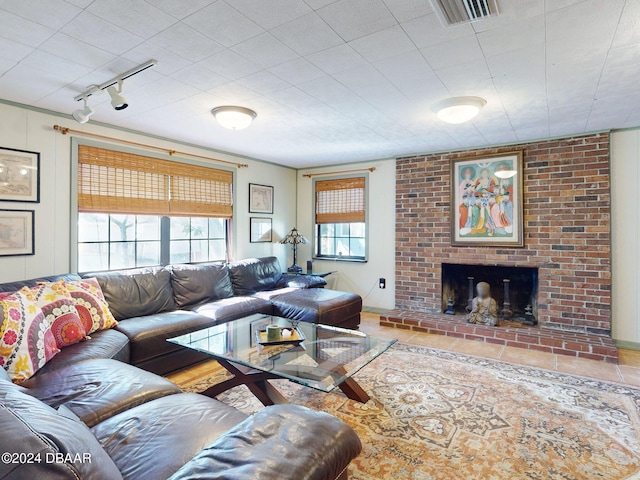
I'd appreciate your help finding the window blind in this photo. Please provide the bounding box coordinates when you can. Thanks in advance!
[78,145,233,218]
[315,177,366,224]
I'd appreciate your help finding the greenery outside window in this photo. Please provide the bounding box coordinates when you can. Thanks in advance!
[76,145,233,273]
[77,214,228,273]
[314,175,367,261]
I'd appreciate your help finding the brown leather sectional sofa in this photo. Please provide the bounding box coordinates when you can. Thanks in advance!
[0,257,364,479]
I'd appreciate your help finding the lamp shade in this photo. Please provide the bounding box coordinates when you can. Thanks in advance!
[279,227,309,245]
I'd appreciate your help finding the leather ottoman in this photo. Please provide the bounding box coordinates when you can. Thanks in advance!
[271,289,362,329]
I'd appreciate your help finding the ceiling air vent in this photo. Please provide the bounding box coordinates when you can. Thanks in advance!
[430,0,499,26]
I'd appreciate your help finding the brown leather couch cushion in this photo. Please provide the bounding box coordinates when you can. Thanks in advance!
[228,257,282,295]
[171,263,234,309]
[167,405,362,480]
[23,359,181,427]
[87,267,175,321]
[114,311,218,364]
[0,382,124,480]
[34,328,130,376]
[193,296,273,323]
[91,393,248,480]
[271,289,362,327]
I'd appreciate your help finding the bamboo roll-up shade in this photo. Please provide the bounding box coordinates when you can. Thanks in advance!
[78,145,234,218]
[169,162,233,218]
[78,146,170,215]
[315,177,366,224]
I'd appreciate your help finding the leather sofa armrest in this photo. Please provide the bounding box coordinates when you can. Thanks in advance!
[277,274,327,289]
[167,404,361,480]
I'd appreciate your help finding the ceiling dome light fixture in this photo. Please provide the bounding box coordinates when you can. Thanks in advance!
[432,96,487,124]
[72,97,95,124]
[107,80,128,111]
[211,106,257,130]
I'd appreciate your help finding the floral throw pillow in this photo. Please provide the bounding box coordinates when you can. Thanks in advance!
[64,278,118,335]
[0,291,60,383]
[21,281,87,349]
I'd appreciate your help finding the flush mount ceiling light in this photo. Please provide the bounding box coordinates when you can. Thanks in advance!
[107,80,128,111]
[211,106,257,130]
[72,97,95,124]
[432,96,487,124]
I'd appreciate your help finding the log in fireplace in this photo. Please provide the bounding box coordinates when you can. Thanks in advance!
[441,263,538,323]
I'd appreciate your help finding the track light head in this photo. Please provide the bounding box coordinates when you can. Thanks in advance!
[72,98,95,124]
[107,80,128,111]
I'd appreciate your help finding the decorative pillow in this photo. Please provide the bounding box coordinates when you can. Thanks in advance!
[0,291,60,383]
[64,278,118,335]
[21,282,87,349]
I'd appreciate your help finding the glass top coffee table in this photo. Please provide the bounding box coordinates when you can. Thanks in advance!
[169,314,396,405]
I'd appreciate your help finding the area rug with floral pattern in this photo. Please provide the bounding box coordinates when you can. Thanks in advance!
[175,343,640,480]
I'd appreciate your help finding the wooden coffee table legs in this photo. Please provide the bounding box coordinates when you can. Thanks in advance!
[337,376,370,403]
[199,358,370,406]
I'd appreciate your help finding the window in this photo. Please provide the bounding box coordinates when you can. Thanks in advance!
[314,176,367,261]
[77,214,228,272]
[76,145,233,272]
[169,217,227,264]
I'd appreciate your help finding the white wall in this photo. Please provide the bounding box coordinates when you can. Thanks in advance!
[611,128,640,344]
[0,102,296,283]
[295,159,396,311]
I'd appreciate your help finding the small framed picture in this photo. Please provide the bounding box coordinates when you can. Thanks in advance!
[249,183,274,214]
[451,151,524,247]
[0,209,35,256]
[0,147,40,203]
[250,217,273,243]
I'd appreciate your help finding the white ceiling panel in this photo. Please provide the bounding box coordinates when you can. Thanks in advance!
[0,0,81,30]
[382,0,434,23]
[421,35,484,70]
[183,1,264,48]
[0,0,638,166]
[86,0,176,39]
[268,58,327,84]
[230,33,298,69]
[272,13,344,56]
[402,13,474,49]
[148,22,225,62]
[0,10,55,48]
[199,49,263,80]
[61,11,144,55]
[317,0,397,41]
[349,25,416,63]
[229,0,312,30]
[146,0,215,20]
[307,43,369,74]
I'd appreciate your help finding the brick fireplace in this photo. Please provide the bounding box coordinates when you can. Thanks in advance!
[381,133,618,362]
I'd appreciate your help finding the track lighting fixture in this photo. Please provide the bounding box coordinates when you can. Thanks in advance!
[107,80,128,111]
[72,97,95,124]
[70,60,156,120]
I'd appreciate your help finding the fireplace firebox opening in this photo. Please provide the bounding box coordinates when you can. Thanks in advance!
[441,263,538,324]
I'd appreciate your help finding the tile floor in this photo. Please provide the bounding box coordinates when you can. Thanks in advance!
[360,312,640,387]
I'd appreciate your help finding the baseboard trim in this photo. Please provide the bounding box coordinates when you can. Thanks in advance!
[362,307,391,314]
[614,339,640,351]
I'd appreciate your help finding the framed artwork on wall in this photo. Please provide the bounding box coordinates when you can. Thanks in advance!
[0,147,40,203]
[250,217,273,243]
[249,183,274,214]
[0,209,35,256]
[451,151,524,247]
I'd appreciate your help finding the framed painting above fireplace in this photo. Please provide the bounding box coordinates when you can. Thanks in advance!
[451,151,524,247]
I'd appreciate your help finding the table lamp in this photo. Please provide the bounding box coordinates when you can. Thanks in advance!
[279,227,309,273]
